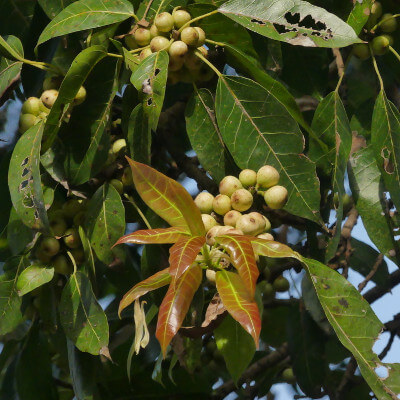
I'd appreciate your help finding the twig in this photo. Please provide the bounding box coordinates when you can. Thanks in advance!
[379,332,395,360]
[358,253,384,292]
[364,269,400,303]
[336,357,357,399]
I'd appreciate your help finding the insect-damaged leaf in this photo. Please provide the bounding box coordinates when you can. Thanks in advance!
[126,158,205,236]
[118,268,171,317]
[156,264,202,357]
[218,0,361,48]
[301,257,400,400]
[215,270,261,347]
[37,0,134,47]
[131,50,169,131]
[215,235,258,297]
[371,90,400,214]
[215,75,322,224]
[116,227,189,246]
[346,0,373,35]
[60,271,109,355]
[169,236,205,280]
[8,122,50,232]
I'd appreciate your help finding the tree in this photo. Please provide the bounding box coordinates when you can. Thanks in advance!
[0,0,400,398]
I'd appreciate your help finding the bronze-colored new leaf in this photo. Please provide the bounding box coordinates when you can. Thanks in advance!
[156,263,202,357]
[216,270,261,347]
[216,235,259,296]
[118,268,171,317]
[126,158,205,236]
[169,236,206,280]
[251,238,300,259]
[115,227,188,246]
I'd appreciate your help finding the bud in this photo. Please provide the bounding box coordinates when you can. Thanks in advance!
[202,214,218,232]
[195,192,214,213]
[213,194,232,215]
[53,254,72,275]
[239,169,257,187]
[223,210,242,227]
[264,186,288,209]
[257,165,280,188]
[231,189,253,212]
[219,175,243,197]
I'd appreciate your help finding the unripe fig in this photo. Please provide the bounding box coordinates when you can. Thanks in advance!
[223,210,242,227]
[172,9,191,28]
[169,40,188,58]
[35,248,52,263]
[122,166,133,186]
[206,225,236,245]
[180,27,199,46]
[19,114,38,134]
[353,43,370,60]
[206,269,216,284]
[73,211,86,227]
[371,2,382,19]
[273,276,290,292]
[150,36,170,52]
[22,97,41,116]
[202,214,218,232]
[125,34,138,49]
[41,89,58,108]
[235,214,261,236]
[62,198,86,218]
[381,34,394,46]
[239,169,257,187]
[380,13,397,33]
[257,232,274,241]
[53,254,72,275]
[195,192,214,213]
[71,248,85,264]
[259,281,275,299]
[155,12,174,33]
[213,194,232,215]
[194,27,206,46]
[38,112,48,121]
[49,216,67,237]
[150,24,167,38]
[219,175,243,197]
[74,86,87,105]
[134,28,151,46]
[110,179,124,195]
[139,48,153,61]
[282,368,296,384]
[247,212,267,233]
[40,237,60,257]
[372,35,390,55]
[264,185,288,209]
[257,165,280,188]
[168,56,184,71]
[64,228,82,249]
[112,138,127,155]
[231,189,253,212]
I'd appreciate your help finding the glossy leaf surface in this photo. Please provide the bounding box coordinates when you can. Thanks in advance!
[116,227,188,246]
[251,238,299,259]
[16,264,54,296]
[215,270,261,347]
[346,0,373,35]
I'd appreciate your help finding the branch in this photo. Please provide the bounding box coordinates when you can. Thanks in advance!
[211,343,289,399]
[358,253,384,292]
[364,269,400,304]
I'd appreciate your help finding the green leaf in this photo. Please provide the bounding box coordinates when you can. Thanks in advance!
[218,0,361,48]
[8,122,50,232]
[127,103,151,165]
[60,271,109,355]
[185,88,228,182]
[84,183,126,265]
[0,36,23,100]
[349,146,397,260]
[63,57,121,185]
[215,75,321,224]
[67,339,96,400]
[136,0,187,20]
[42,46,107,152]
[0,35,24,61]
[301,257,400,400]
[310,91,352,261]
[371,90,400,214]
[16,264,54,297]
[287,307,326,397]
[37,0,134,46]
[131,50,169,131]
[16,326,58,400]
[38,0,74,19]
[0,257,26,335]
[214,314,255,384]
[7,208,34,256]
[346,0,372,35]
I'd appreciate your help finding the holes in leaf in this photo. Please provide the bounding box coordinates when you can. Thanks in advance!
[374,365,389,379]
[21,167,30,177]
[19,180,29,191]
[154,68,160,76]
[381,147,394,174]
[147,98,153,106]
[251,18,265,26]
[21,157,29,167]
[274,23,297,35]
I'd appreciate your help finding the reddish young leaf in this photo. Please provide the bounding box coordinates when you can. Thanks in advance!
[118,268,171,317]
[126,158,205,236]
[156,264,203,357]
[169,236,205,280]
[251,238,300,260]
[115,227,188,246]
[215,235,259,296]
[216,270,261,347]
